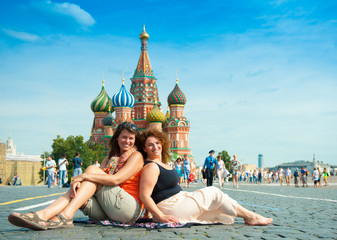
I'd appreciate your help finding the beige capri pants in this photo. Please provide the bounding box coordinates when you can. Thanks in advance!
[157,186,237,224]
[81,185,143,223]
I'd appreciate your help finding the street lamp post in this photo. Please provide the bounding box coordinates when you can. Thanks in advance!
[42,146,46,184]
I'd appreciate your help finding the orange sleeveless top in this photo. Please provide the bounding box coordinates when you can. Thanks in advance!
[119,170,144,209]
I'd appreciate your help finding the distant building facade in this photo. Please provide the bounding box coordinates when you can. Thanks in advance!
[0,137,43,186]
[275,155,332,174]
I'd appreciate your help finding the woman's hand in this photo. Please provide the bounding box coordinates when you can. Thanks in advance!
[70,181,81,198]
[154,214,179,223]
[72,173,87,183]
[70,173,88,197]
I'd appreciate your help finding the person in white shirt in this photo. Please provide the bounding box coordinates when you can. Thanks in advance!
[94,160,100,168]
[312,168,319,187]
[58,154,68,188]
[285,167,292,186]
[278,167,284,186]
[216,156,225,188]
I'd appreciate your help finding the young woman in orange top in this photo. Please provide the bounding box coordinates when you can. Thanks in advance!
[8,122,144,230]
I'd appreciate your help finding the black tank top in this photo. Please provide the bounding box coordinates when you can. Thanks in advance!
[145,161,182,204]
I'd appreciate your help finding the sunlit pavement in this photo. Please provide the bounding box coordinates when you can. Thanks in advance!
[1,180,336,239]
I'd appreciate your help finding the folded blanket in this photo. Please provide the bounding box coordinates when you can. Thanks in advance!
[74,218,216,229]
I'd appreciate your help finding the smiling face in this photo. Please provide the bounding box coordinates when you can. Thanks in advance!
[143,136,162,160]
[117,129,136,154]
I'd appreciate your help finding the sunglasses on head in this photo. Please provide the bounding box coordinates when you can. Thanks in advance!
[120,122,138,131]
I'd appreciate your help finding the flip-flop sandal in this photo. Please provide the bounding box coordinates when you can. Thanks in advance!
[47,214,74,229]
[8,212,48,230]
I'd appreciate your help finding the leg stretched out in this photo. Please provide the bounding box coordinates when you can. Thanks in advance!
[8,166,105,230]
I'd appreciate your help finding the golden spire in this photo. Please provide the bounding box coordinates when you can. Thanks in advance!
[122,70,125,85]
[176,70,178,84]
[139,25,149,40]
[102,72,105,86]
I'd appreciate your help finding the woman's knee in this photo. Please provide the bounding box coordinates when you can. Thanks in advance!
[85,165,104,174]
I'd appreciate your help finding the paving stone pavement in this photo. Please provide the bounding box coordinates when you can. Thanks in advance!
[1,180,336,239]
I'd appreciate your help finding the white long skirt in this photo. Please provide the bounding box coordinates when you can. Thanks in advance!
[157,186,237,224]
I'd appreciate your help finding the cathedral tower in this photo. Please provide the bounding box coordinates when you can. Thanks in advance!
[164,78,191,157]
[130,26,160,130]
[112,78,135,126]
[90,80,113,143]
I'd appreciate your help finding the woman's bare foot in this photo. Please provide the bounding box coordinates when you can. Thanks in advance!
[244,214,273,226]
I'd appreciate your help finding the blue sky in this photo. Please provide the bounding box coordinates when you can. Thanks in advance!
[1,0,337,167]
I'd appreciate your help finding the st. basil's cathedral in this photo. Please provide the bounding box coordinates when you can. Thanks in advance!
[88,26,191,160]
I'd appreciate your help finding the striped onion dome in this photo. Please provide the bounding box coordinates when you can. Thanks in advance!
[112,79,135,108]
[91,81,113,112]
[102,108,114,126]
[167,78,186,105]
[147,102,165,123]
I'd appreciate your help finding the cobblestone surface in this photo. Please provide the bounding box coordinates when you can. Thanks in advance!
[1,180,336,239]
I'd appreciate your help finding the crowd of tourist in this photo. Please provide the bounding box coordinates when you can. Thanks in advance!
[43,152,87,188]
[170,153,332,189]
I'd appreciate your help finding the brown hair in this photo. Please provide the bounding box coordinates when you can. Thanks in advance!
[108,122,140,159]
[139,128,171,164]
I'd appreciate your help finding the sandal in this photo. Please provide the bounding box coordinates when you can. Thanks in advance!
[47,214,74,229]
[8,212,48,230]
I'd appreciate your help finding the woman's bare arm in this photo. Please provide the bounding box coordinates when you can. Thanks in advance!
[139,163,179,223]
[73,151,144,186]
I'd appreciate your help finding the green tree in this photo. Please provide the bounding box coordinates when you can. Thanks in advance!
[39,135,105,182]
[218,150,231,169]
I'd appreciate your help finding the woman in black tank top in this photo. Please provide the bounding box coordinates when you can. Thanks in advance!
[139,128,273,226]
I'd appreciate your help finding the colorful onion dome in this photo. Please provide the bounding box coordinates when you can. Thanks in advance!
[167,78,186,105]
[164,106,170,121]
[86,135,96,148]
[112,79,135,108]
[102,108,114,126]
[139,25,149,40]
[147,102,165,123]
[91,80,113,112]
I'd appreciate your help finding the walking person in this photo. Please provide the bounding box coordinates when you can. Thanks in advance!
[229,154,241,188]
[72,152,83,178]
[293,168,299,187]
[45,156,57,188]
[13,174,19,186]
[317,168,322,187]
[8,122,145,230]
[182,154,191,188]
[216,155,225,188]
[323,168,329,186]
[258,170,262,184]
[300,166,308,187]
[58,154,68,188]
[173,157,184,185]
[312,168,319,187]
[268,170,272,184]
[278,167,284,186]
[203,150,217,187]
[139,128,273,226]
[285,167,292,186]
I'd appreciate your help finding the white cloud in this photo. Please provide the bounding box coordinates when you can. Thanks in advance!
[34,0,95,27]
[51,1,96,26]
[2,28,40,42]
